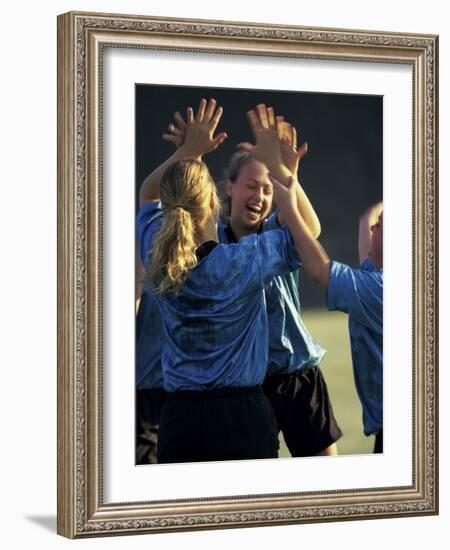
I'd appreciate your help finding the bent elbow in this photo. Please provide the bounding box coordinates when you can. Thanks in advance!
[309,262,330,288]
[312,224,321,240]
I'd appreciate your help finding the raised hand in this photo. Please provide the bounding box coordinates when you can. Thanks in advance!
[139,99,226,206]
[269,173,298,214]
[238,114,307,176]
[170,98,227,160]
[277,118,308,175]
[243,104,294,186]
[162,111,187,149]
[242,105,320,237]
[245,104,284,171]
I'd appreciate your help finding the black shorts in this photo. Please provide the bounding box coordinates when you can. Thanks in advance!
[374,429,383,453]
[136,388,167,464]
[157,386,278,464]
[263,367,343,457]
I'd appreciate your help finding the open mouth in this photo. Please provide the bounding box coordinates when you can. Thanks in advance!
[246,204,263,217]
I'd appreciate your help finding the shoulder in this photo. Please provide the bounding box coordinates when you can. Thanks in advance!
[327,260,382,315]
[330,260,383,285]
[260,210,281,233]
[211,234,259,264]
[359,257,378,272]
[137,201,163,229]
[136,201,163,262]
[199,234,265,283]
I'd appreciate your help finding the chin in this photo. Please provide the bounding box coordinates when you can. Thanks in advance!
[244,215,261,226]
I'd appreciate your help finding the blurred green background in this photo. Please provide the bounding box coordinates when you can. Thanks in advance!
[278,308,375,457]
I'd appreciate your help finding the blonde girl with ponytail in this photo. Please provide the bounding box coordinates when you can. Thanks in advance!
[148,159,220,295]
[137,100,309,464]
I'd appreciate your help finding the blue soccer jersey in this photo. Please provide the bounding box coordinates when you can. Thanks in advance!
[136,202,302,392]
[218,214,325,377]
[136,287,164,388]
[327,258,383,435]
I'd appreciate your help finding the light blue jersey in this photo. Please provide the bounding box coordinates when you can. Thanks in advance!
[136,202,302,392]
[136,212,325,388]
[326,258,383,435]
[218,214,325,377]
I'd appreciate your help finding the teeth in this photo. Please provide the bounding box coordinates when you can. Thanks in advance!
[247,205,262,213]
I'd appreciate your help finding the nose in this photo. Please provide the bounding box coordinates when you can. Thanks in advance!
[255,186,264,203]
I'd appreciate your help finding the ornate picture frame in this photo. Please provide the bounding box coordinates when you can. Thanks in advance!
[57,11,438,538]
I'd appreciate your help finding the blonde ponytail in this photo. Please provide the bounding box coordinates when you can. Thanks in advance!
[147,160,218,295]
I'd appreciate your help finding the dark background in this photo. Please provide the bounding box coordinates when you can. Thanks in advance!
[136,84,382,308]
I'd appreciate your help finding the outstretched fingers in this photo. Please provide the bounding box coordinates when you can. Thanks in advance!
[162,119,185,147]
[276,116,285,140]
[162,133,179,144]
[267,106,276,128]
[256,104,270,129]
[291,126,298,150]
[179,99,227,156]
[196,98,207,122]
[204,98,217,121]
[246,109,263,135]
[212,132,228,150]
[167,123,183,137]
[174,111,186,129]
[210,105,224,133]
[296,141,308,162]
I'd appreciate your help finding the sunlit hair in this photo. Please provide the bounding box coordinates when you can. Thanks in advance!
[220,151,255,218]
[148,159,219,295]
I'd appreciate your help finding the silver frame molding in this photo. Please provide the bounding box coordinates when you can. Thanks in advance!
[57,11,439,538]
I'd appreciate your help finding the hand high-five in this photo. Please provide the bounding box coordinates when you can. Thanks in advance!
[162,110,188,149]
[238,111,307,176]
[277,118,308,176]
[139,98,226,206]
[268,174,298,215]
[245,104,283,171]
[162,98,227,159]
[245,104,294,184]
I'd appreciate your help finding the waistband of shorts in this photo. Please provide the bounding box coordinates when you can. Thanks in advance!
[165,385,262,400]
[265,366,318,383]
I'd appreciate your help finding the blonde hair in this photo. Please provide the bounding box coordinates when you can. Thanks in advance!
[148,159,219,295]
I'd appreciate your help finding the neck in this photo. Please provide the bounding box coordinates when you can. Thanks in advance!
[198,216,218,245]
[229,218,260,241]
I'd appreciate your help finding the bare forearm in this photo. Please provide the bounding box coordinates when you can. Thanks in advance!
[295,181,321,238]
[278,180,321,238]
[266,162,293,186]
[282,208,331,288]
[138,147,201,207]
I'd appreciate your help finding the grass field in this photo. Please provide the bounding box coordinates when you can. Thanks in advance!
[278,308,375,458]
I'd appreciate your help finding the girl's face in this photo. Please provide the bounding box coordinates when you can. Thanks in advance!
[226,159,273,234]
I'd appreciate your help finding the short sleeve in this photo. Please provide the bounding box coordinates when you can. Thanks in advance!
[136,201,163,265]
[261,209,281,232]
[255,226,302,288]
[360,257,376,272]
[327,260,383,333]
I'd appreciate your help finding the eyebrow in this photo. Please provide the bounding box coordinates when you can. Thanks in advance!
[246,178,272,187]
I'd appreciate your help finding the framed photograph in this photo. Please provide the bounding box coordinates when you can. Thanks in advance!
[57,11,438,538]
